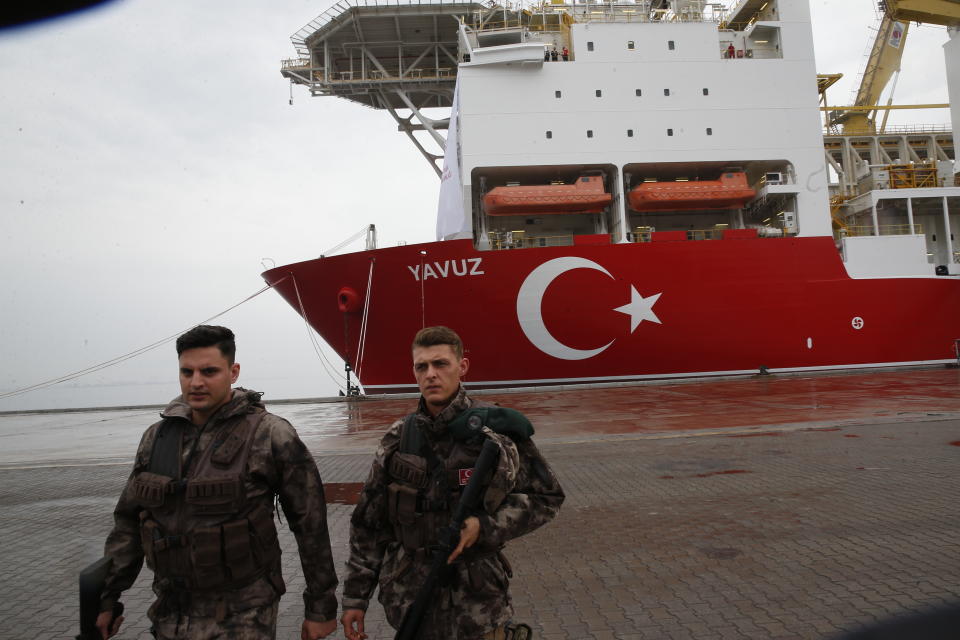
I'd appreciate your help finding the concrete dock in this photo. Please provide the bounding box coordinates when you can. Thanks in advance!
[1,367,959,639]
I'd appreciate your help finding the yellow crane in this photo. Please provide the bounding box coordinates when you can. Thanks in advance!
[829,14,909,133]
[882,0,960,26]
[827,0,960,134]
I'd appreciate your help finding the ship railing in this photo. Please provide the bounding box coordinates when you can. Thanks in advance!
[842,224,925,237]
[627,228,726,242]
[823,123,953,136]
[290,0,481,58]
[525,0,725,24]
[686,229,724,241]
[720,20,753,31]
[290,67,456,84]
[718,47,770,59]
[568,8,723,24]
[474,22,566,38]
[281,57,311,70]
[490,233,574,249]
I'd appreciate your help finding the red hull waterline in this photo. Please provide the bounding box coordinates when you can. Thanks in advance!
[262,237,960,393]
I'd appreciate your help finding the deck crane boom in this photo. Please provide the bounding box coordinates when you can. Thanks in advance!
[830,0,960,134]
[831,15,909,133]
[881,0,960,26]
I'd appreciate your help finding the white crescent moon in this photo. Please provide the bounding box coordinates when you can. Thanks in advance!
[517,257,615,360]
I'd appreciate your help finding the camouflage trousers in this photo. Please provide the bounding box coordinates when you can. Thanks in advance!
[150,602,278,640]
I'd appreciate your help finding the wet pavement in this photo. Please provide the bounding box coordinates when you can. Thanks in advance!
[1,367,959,638]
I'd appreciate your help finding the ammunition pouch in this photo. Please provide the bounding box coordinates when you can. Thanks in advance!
[139,504,280,591]
[191,525,227,589]
[387,482,457,554]
[185,477,244,515]
[132,473,244,515]
[130,472,175,509]
[387,483,422,551]
[387,453,429,488]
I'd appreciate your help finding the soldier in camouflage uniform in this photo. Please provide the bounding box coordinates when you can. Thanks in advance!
[95,325,338,640]
[341,326,564,640]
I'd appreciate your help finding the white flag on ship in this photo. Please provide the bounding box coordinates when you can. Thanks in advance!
[436,77,466,241]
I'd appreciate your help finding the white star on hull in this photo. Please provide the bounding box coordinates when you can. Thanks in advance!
[614,286,662,332]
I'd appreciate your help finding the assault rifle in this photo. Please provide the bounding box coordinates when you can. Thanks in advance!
[76,556,123,640]
[394,437,500,640]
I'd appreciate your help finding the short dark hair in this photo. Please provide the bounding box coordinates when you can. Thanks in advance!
[176,325,236,363]
[412,326,463,359]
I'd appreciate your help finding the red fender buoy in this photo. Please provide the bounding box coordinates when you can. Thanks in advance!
[337,286,362,313]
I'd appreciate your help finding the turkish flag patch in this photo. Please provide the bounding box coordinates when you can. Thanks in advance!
[458,468,473,485]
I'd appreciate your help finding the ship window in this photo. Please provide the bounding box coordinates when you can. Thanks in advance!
[703,88,709,96]
[596,89,602,97]
[627,41,635,50]
[587,130,594,138]
[555,90,562,98]
[587,41,594,52]
[668,40,675,50]
[546,130,553,139]
[706,128,713,135]
[664,88,670,96]
[627,129,634,137]
[667,128,674,136]
[635,89,642,97]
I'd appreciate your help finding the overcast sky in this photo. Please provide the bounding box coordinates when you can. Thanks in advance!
[0,0,952,411]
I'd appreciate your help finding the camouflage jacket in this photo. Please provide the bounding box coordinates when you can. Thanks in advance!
[101,388,338,622]
[342,387,564,638]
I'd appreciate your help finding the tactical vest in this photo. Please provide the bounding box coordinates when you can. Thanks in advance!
[385,414,488,554]
[129,409,281,592]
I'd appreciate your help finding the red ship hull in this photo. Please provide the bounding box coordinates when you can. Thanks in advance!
[262,236,960,393]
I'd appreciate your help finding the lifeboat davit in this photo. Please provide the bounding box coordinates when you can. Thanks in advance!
[628,172,756,212]
[483,174,613,216]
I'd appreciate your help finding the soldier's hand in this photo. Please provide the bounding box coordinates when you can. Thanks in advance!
[301,617,337,639]
[447,515,481,564]
[95,610,123,639]
[341,608,368,640]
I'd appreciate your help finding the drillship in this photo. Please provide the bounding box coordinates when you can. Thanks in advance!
[263,0,960,393]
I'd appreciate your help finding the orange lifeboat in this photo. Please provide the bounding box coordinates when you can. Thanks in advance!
[628,172,756,212]
[483,174,613,216]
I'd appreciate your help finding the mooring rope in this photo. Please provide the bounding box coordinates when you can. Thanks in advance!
[355,258,375,381]
[290,273,348,393]
[0,282,282,401]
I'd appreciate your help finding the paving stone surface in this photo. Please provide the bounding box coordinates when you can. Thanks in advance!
[2,409,960,639]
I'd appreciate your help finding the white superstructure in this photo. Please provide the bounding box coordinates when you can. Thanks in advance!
[445,0,831,248]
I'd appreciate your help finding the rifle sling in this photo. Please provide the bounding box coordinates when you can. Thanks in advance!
[149,420,184,479]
